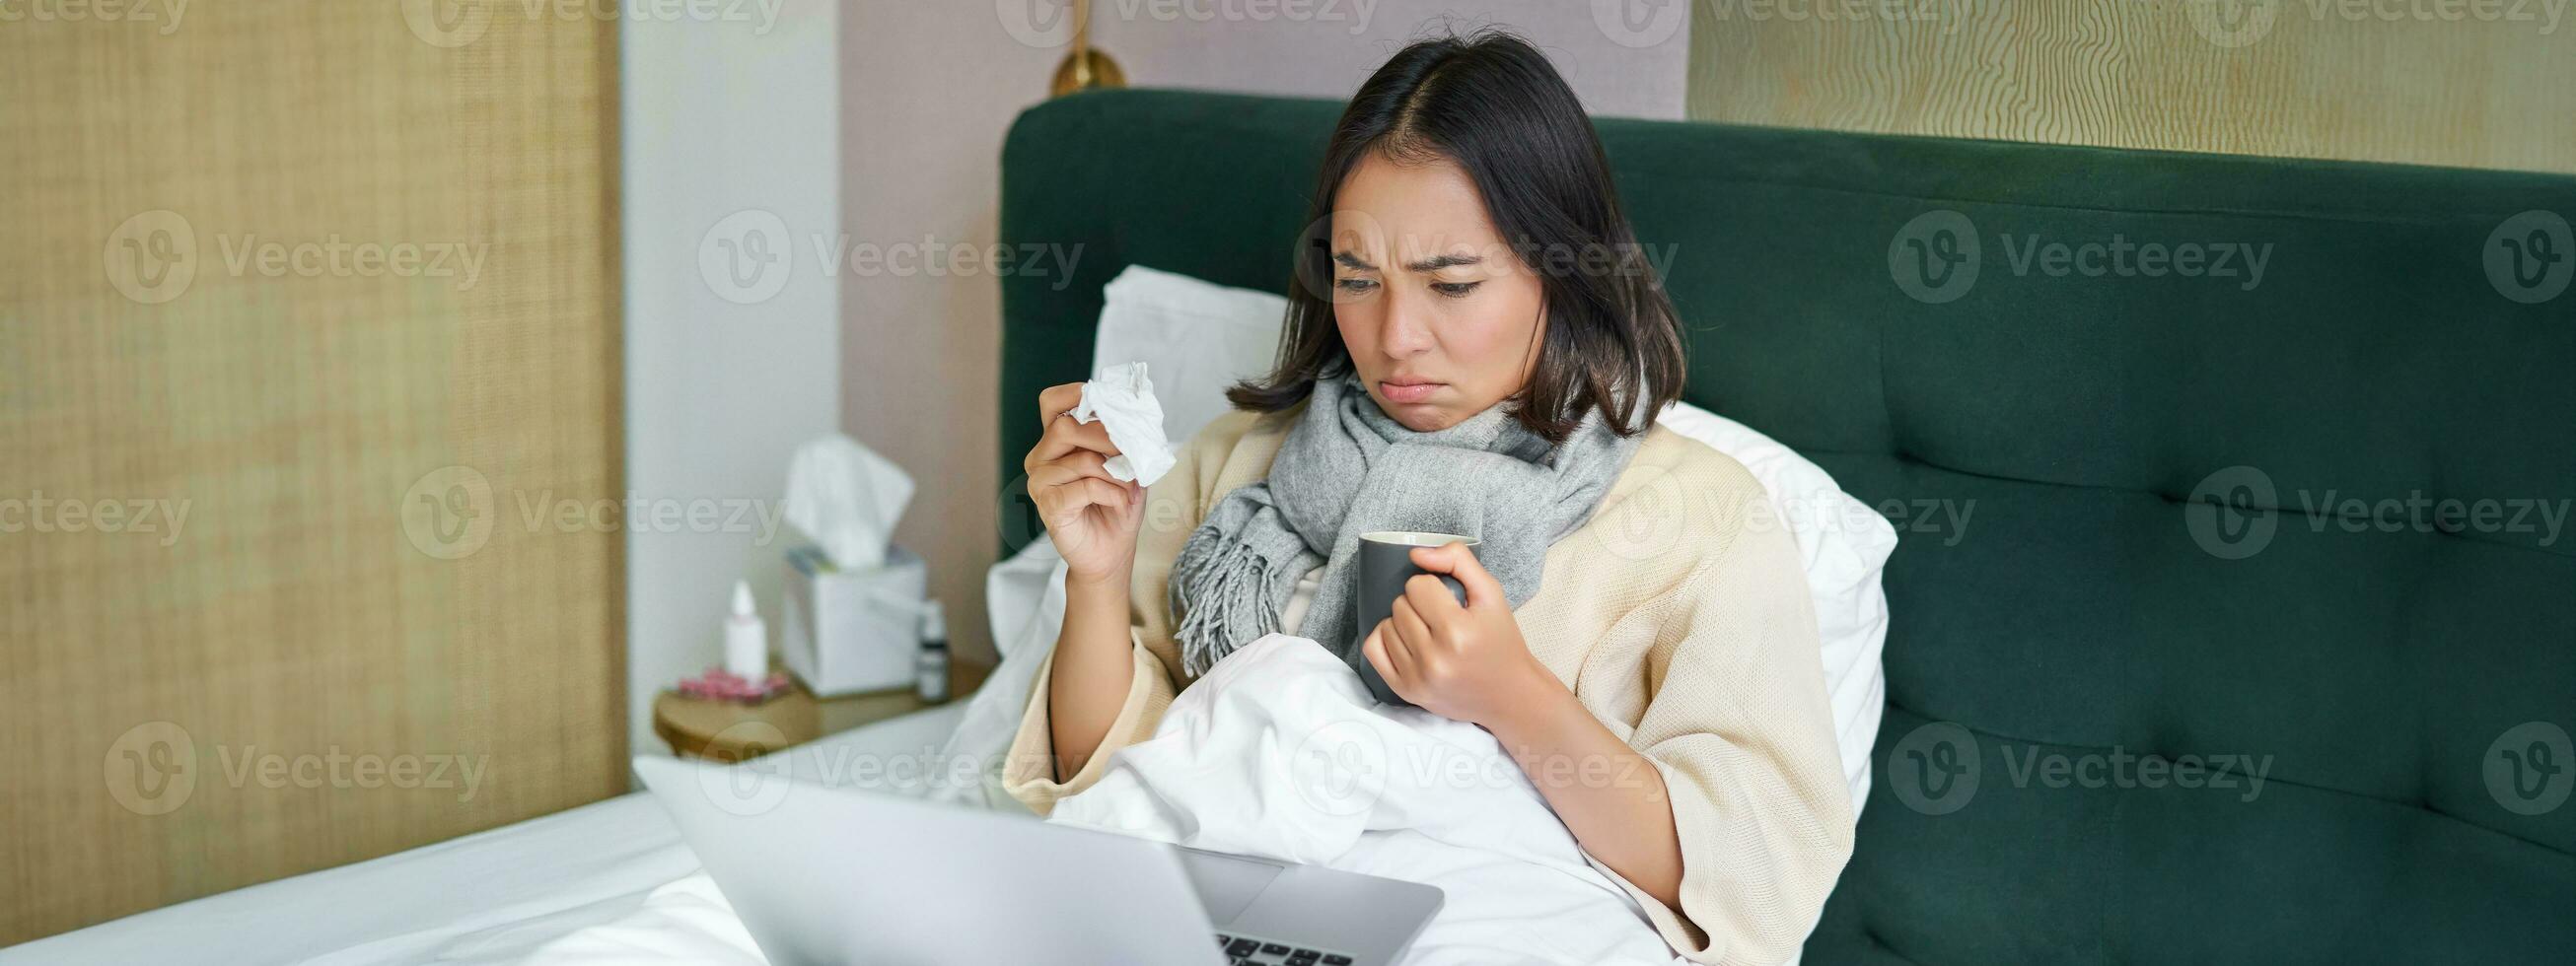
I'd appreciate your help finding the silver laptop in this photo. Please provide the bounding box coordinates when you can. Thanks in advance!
[634,755,1442,966]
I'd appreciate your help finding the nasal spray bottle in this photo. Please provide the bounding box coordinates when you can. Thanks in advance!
[916,599,950,703]
[724,580,767,679]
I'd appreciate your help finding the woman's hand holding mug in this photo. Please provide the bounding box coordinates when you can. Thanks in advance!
[1028,382,1147,588]
[1362,543,1564,729]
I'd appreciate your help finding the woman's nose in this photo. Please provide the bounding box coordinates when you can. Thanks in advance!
[1378,292,1436,357]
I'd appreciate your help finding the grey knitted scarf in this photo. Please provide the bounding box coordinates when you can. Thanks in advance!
[1168,372,1643,678]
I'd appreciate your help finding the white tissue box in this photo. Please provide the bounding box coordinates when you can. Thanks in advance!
[780,543,927,696]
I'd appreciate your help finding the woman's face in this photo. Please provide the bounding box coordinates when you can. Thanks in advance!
[1327,151,1544,432]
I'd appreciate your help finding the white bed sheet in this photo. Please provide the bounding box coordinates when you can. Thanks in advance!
[5,703,970,966]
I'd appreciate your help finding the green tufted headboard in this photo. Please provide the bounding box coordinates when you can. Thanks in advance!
[996,89,2575,963]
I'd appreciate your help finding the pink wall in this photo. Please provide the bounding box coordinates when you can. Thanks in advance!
[840,2,1690,666]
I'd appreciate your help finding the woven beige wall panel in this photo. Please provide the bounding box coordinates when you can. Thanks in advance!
[1688,0,2575,173]
[0,4,624,943]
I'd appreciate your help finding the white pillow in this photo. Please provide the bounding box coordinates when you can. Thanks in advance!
[1653,404,1896,813]
[928,532,1068,807]
[1093,266,1287,447]
[961,267,1896,813]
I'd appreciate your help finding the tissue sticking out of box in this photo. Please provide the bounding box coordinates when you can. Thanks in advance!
[783,433,914,571]
[1070,362,1177,487]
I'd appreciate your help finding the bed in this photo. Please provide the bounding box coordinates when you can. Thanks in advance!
[18,87,2573,964]
[3,705,970,965]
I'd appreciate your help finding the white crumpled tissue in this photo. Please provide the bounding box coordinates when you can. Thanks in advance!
[782,433,914,571]
[1069,362,1176,487]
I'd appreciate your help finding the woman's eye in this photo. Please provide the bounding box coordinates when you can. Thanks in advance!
[1431,281,1481,298]
[1335,277,1379,293]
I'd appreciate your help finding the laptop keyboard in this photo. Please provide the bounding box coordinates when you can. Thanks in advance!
[1215,932,1354,965]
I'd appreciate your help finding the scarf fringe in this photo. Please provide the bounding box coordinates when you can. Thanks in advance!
[1169,523,1304,677]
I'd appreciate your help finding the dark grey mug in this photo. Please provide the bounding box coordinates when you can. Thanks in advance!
[1351,530,1479,707]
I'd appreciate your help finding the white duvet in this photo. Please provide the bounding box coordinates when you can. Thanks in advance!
[520,633,1682,966]
[1048,632,1683,966]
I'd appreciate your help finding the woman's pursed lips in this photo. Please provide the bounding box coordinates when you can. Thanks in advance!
[1378,378,1443,403]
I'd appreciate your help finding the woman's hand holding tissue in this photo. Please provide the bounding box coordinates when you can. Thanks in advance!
[1359,543,1563,732]
[1029,382,1147,588]
[1030,381,1164,782]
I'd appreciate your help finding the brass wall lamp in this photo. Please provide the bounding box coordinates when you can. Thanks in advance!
[1048,0,1125,97]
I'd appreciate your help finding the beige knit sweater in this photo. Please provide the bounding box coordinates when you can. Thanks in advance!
[1003,405,1855,966]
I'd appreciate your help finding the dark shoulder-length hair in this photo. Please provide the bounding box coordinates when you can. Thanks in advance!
[1225,29,1686,444]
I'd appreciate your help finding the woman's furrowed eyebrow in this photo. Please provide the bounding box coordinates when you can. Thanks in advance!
[1333,250,1484,272]
[1405,252,1482,272]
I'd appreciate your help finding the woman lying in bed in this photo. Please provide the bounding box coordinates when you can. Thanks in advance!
[1007,30,1854,966]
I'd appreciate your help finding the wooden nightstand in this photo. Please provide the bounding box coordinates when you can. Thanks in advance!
[652,663,987,762]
